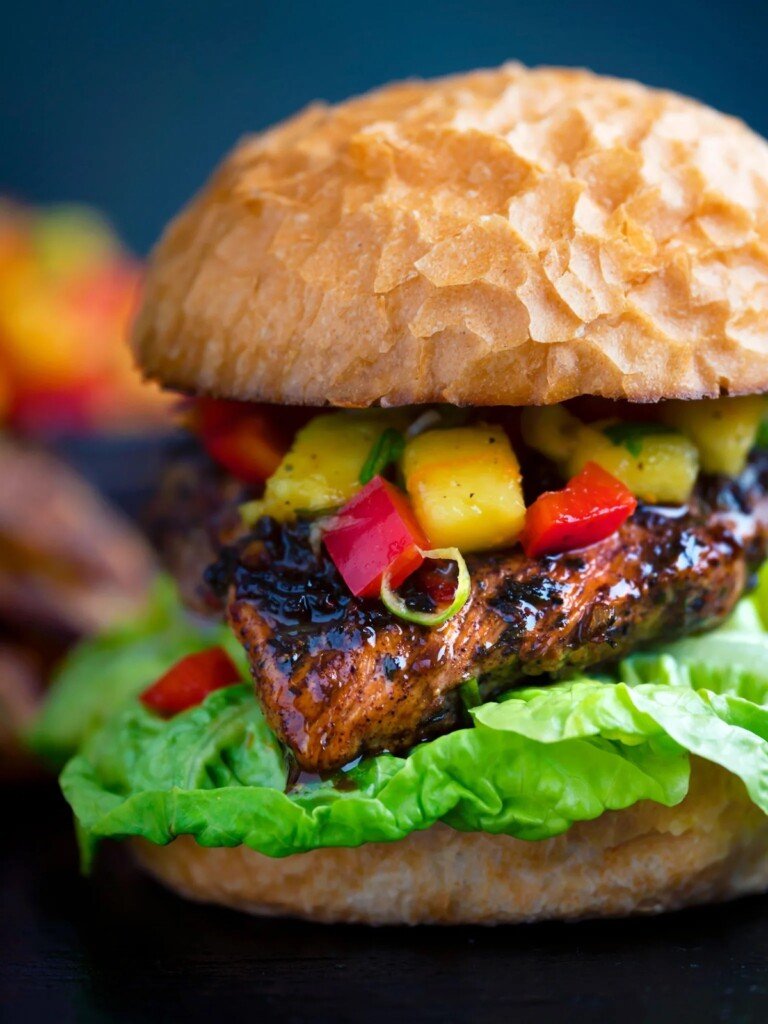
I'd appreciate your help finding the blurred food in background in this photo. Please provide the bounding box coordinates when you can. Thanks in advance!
[0,438,156,777]
[0,199,172,434]
[0,200,168,774]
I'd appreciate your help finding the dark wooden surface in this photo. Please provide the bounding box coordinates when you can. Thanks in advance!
[3,781,768,1024]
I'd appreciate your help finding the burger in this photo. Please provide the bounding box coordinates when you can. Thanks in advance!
[36,64,768,924]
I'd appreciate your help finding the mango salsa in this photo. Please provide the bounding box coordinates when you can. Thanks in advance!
[522,406,699,504]
[244,410,406,522]
[518,405,580,465]
[402,425,525,551]
[569,422,699,505]
[659,396,766,476]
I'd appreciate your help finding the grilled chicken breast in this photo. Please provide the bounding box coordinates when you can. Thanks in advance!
[210,455,768,772]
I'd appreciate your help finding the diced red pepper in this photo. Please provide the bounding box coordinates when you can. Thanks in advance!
[195,398,289,486]
[140,647,241,718]
[323,476,429,598]
[520,461,637,558]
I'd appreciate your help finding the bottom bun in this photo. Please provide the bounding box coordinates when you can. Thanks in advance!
[133,760,768,925]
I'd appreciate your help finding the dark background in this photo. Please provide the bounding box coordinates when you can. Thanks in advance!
[4,783,768,1024]
[2,0,768,256]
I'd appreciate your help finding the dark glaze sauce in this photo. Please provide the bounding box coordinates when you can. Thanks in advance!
[285,756,363,793]
[207,516,390,672]
[209,451,768,770]
[206,443,573,627]
[209,451,768,663]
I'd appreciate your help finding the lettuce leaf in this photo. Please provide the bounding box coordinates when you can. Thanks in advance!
[52,568,768,860]
[29,577,248,766]
[63,684,689,862]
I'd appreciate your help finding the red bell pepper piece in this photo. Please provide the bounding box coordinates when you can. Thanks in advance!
[323,476,429,598]
[196,398,289,485]
[140,647,241,718]
[520,461,637,558]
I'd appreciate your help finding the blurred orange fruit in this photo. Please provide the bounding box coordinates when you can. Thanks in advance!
[0,200,172,434]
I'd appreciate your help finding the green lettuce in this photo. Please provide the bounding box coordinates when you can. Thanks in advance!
[45,568,768,861]
[30,577,248,766]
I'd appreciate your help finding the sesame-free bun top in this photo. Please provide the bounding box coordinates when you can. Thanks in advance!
[133,64,768,407]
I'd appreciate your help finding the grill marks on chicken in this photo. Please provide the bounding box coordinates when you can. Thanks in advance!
[215,456,768,772]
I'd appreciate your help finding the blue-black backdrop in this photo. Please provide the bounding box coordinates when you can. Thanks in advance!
[2,0,766,254]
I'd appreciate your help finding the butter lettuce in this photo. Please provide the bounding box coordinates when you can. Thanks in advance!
[63,685,689,863]
[30,577,248,766]
[41,568,768,861]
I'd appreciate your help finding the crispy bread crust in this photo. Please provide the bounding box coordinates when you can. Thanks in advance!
[134,65,768,408]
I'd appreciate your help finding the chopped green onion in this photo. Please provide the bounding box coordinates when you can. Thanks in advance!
[757,418,768,450]
[359,428,405,485]
[381,547,471,627]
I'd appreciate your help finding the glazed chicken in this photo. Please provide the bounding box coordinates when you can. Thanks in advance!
[203,454,768,772]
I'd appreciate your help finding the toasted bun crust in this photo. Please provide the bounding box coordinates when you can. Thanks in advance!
[133,760,768,924]
[133,65,768,408]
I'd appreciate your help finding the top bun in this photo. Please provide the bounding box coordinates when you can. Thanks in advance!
[133,65,768,407]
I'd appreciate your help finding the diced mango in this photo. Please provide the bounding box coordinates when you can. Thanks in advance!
[520,405,581,464]
[658,396,767,476]
[522,406,699,504]
[567,423,699,505]
[402,425,525,551]
[246,410,406,522]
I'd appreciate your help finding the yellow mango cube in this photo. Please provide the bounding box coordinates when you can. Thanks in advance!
[520,405,581,465]
[566,423,699,505]
[659,396,766,476]
[402,425,525,551]
[522,405,699,504]
[249,410,406,522]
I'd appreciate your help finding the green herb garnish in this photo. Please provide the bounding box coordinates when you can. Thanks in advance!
[359,428,405,485]
[756,419,768,450]
[602,421,675,458]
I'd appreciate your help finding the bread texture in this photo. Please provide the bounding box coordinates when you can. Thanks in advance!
[133,760,768,925]
[133,64,768,408]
